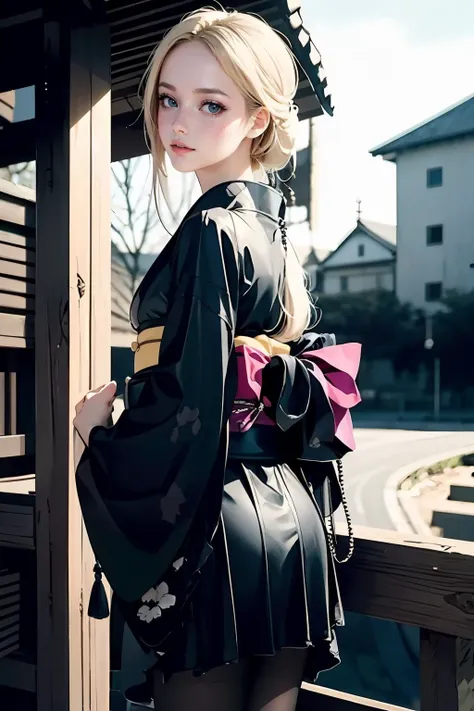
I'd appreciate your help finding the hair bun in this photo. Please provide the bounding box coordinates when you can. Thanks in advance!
[251,99,299,172]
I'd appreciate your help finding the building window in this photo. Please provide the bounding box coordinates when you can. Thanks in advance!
[426,224,443,245]
[340,276,348,292]
[357,244,365,257]
[427,167,443,187]
[425,282,442,302]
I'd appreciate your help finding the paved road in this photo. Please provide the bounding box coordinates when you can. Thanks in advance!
[322,425,474,710]
[342,427,474,529]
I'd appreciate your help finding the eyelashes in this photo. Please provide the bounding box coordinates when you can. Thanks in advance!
[157,93,226,116]
[203,101,227,116]
[158,93,176,109]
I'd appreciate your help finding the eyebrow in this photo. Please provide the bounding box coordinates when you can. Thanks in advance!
[158,81,230,98]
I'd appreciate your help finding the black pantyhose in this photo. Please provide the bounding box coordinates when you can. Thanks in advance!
[153,648,308,711]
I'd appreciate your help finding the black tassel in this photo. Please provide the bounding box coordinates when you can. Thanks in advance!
[88,562,110,619]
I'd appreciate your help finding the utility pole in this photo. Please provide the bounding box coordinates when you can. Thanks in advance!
[424,314,441,421]
[433,357,441,422]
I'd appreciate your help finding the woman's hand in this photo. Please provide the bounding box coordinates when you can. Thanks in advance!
[73,381,117,447]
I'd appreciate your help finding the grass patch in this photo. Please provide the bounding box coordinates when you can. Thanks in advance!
[399,455,469,492]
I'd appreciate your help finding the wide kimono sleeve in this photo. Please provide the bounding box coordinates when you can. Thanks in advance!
[75,209,240,602]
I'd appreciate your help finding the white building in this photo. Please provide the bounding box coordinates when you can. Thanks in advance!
[318,219,396,295]
[371,93,474,312]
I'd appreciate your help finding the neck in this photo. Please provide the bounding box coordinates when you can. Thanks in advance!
[196,166,256,194]
[195,144,264,193]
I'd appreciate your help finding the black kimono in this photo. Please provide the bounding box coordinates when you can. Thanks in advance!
[76,180,353,693]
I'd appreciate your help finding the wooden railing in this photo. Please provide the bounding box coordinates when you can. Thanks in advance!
[298,526,474,711]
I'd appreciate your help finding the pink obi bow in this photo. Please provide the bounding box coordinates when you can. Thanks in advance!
[230,340,362,456]
[300,343,361,453]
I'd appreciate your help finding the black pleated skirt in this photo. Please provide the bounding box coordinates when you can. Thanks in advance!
[153,459,343,684]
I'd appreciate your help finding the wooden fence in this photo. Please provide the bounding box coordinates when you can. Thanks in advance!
[0,179,473,710]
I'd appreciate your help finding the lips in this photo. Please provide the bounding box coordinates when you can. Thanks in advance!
[170,144,195,156]
[170,140,195,154]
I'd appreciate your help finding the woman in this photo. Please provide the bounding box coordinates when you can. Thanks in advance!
[74,8,360,711]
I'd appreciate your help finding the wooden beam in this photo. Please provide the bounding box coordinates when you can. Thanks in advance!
[0,110,149,165]
[0,7,42,29]
[298,684,412,711]
[420,631,474,711]
[0,182,35,228]
[0,434,33,458]
[336,525,474,640]
[0,314,34,340]
[0,334,33,349]
[0,230,35,251]
[35,7,111,711]
[84,18,112,711]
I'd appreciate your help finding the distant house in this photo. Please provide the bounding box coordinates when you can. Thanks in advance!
[292,241,330,291]
[371,93,474,311]
[317,219,396,295]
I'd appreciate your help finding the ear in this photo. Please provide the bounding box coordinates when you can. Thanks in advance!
[247,107,270,139]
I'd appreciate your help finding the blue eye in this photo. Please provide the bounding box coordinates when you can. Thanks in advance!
[158,94,177,109]
[202,101,225,115]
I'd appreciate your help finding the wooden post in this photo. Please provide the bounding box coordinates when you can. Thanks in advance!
[420,630,474,711]
[35,4,111,710]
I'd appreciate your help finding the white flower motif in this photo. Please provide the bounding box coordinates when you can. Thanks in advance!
[172,557,185,571]
[137,604,162,623]
[137,582,176,623]
[141,587,159,604]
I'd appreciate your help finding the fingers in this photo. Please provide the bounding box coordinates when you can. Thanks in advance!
[75,381,117,413]
[99,381,117,405]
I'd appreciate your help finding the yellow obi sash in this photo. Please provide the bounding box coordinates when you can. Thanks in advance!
[131,326,290,373]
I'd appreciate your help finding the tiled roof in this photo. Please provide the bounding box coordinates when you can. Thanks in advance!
[359,219,396,247]
[371,94,474,160]
[320,218,396,266]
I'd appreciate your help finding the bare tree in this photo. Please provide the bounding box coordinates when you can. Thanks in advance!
[111,158,160,295]
[110,156,195,336]
[111,158,195,291]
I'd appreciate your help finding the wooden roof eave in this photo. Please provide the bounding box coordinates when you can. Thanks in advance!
[0,0,334,166]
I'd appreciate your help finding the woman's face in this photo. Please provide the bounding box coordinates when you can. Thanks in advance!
[157,41,258,186]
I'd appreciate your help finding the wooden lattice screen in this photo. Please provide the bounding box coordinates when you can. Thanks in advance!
[0,179,36,702]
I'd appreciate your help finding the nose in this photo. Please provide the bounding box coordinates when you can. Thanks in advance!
[171,114,188,135]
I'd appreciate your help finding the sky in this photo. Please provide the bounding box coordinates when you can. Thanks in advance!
[112,0,474,256]
[300,0,474,249]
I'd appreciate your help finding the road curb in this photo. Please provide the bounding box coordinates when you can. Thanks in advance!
[384,445,474,535]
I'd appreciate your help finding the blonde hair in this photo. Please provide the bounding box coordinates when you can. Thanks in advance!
[141,6,313,342]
